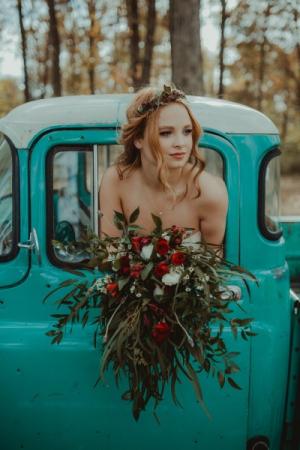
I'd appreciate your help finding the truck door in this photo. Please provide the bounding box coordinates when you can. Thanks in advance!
[282,218,300,291]
[0,133,29,287]
[280,177,300,447]
[0,128,252,450]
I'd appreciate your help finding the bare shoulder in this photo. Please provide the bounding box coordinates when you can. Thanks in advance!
[100,165,121,185]
[198,170,228,210]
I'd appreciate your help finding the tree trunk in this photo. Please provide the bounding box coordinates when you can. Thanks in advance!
[218,0,228,98]
[88,0,97,94]
[16,0,30,101]
[46,0,62,96]
[293,8,300,110]
[169,0,204,95]
[40,31,50,99]
[257,4,271,111]
[140,0,156,87]
[125,0,140,90]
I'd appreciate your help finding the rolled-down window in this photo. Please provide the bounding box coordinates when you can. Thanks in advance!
[258,148,282,240]
[48,144,123,265]
[0,134,14,259]
[48,144,225,265]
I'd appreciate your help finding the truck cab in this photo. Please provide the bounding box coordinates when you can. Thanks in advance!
[0,94,299,450]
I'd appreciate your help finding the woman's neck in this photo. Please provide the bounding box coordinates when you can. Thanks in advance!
[138,161,186,193]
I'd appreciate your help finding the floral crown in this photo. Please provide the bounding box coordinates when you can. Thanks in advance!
[137,84,186,115]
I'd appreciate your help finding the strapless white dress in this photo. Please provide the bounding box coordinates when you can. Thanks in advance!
[181,230,201,250]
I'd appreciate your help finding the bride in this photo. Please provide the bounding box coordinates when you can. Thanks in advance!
[99,85,228,252]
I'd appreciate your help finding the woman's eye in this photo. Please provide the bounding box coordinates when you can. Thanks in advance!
[184,129,193,135]
[160,131,171,136]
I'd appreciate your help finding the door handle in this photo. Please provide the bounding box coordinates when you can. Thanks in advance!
[18,228,41,265]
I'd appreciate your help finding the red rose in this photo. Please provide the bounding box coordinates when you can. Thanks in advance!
[131,236,143,253]
[154,262,169,278]
[156,238,169,256]
[171,251,186,265]
[171,225,185,234]
[140,237,151,247]
[130,263,144,279]
[106,282,119,297]
[120,255,129,267]
[152,321,171,344]
[148,302,165,316]
[120,255,130,275]
[121,266,130,275]
[171,225,180,233]
[174,237,182,245]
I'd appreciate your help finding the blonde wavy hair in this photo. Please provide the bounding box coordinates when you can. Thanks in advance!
[116,86,205,199]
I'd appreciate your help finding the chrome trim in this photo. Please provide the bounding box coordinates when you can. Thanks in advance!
[220,285,242,300]
[18,227,41,265]
[92,144,98,235]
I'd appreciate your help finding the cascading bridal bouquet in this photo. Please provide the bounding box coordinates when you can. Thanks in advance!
[45,208,256,421]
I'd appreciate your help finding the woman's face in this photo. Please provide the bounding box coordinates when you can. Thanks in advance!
[136,102,193,169]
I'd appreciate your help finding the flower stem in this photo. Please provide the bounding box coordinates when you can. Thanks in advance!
[103,299,125,343]
[173,311,194,347]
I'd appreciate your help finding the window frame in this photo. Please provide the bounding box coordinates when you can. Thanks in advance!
[46,144,93,268]
[0,133,19,262]
[258,147,282,241]
[46,143,227,269]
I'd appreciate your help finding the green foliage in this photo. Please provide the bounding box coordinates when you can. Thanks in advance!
[45,209,257,421]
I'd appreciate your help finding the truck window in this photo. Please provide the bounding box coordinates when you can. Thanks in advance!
[0,134,14,258]
[258,149,282,240]
[48,144,123,264]
[48,144,224,265]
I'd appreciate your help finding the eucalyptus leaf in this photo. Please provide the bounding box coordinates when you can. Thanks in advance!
[129,207,140,223]
[151,213,162,233]
[141,262,154,281]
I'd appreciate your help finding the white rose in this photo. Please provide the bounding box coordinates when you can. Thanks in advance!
[140,243,154,261]
[162,270,181,286]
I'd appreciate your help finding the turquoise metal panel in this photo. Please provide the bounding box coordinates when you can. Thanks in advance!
[281,220,300,283]
[230,134,285,272]
[245,264,291,448]
[0,128,255,449]
[199,132,240,264]
[282,287,300,447]
[0,272,251,450]
[0,126,294,449]
[0,149,29,287]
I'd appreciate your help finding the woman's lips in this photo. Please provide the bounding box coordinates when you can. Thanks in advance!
[170,153,186,159]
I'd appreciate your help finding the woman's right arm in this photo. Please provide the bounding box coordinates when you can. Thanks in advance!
[99,166,123,238]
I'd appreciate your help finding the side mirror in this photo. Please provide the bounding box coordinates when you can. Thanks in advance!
[55,220,75,244]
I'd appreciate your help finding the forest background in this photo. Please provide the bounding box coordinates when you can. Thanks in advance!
[0,0,299,214]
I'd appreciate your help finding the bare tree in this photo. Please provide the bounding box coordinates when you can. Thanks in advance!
[46,0,62,96]
[16,0,30,101]
[125,0,156,90]
[87,0,97,94]
[218,0,229,98]
[257,3,271,111]
[292,7,300,109]
[169,0,204,94]
[140,0,156,87]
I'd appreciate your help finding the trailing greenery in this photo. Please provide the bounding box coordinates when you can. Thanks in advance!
[44,208,256,421]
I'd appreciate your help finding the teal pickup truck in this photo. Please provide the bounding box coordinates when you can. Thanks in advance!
[0,94,299,450]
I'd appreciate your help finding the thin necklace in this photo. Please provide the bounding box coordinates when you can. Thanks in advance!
[144,186,187,217]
